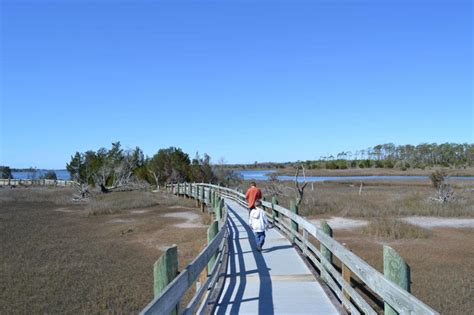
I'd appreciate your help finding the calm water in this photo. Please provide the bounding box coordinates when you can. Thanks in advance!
[12,170,71,180]
[11,169,474,182]
[235,170,474,182]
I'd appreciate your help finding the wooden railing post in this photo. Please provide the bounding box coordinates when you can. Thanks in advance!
[384,245,410,315]
[195,185,200,208]
[320,220,333,265]
[200,185,205,212]
[342,262,352,301]
[214,198,221,222]
[207,221,219,273]
[154,245,179,314]
[290,200,299,243]
[271,196,279,221]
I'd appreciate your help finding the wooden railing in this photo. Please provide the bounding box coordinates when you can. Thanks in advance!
[0,178,75,187]
[142,183,439,315]
[140,183,229,315]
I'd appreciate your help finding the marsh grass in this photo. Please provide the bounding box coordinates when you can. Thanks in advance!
[252,180,474,218]
[1,188,207,314]
[362,217,432,239]
[86,191,185,216]
[0,186,74,205]
[334,228,474,315]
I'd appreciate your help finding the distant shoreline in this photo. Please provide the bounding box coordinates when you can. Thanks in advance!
[239,167,474,177]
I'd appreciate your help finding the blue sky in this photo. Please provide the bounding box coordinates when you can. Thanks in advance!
[1,0,472,169]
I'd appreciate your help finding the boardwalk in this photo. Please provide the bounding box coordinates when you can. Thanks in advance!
[141,183,438,315]
[215,199,340,315]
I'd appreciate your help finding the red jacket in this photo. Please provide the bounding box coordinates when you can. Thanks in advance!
[245,186,262,209]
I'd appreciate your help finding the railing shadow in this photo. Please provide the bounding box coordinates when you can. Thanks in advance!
[217,205,274,314]
[262,244,293,253]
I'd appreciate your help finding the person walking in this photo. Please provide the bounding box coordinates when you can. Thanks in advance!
[249,200,269,251]
[245,181,262,211]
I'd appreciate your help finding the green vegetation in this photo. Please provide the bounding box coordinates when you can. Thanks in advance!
[305,142,474,170]
[0,166,13,179]
[41,170,58,180]
[66,142,241,191]
[225,142,474,171]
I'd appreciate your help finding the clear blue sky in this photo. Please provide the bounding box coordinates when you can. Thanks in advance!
[1,0,472,169]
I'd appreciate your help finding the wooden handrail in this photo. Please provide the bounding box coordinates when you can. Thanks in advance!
[141,184,229,315]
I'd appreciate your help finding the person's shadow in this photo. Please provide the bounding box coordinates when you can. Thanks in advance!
[217,206,274,314]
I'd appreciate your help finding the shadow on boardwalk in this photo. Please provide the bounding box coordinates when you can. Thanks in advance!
[217,207,274,314]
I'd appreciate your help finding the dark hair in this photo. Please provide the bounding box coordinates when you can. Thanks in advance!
[250,181,256,186]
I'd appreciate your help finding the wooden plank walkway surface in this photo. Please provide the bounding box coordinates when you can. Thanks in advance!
[215,199,340,315]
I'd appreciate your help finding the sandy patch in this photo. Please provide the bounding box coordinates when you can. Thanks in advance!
[130,209,149,214]
[54,208,75,213]
[162,211,204,228]
[402,217,474,229]
[168,205,196,210]
[109,218,136,224]
[310,217,369,230]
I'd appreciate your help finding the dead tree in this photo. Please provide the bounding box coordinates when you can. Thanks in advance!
[432,183,454,203]
[429,171,454,203]
[295,165,308,207]
[266,172,284,197]
[93,152,139,192]
[72,182,91,201]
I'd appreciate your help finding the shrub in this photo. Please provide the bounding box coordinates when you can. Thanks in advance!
[42,171,57,180]
[430,170,446,189]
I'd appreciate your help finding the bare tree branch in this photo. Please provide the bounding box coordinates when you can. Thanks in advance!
[295,164,308,207]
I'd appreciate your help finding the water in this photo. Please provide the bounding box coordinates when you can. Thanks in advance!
[12,170,71,180]
[235,169,474,182]
[10,169,473,182]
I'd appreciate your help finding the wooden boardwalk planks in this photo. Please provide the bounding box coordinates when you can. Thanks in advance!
[214,199,340,315]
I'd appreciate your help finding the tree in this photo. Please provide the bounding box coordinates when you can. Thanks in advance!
[213,157,241,187]
[67,142,147,194]
[429,170,454,203]
[42,170,57,180]
[0,166,13,179]
[294,164,308,207]
[147,147,191,185]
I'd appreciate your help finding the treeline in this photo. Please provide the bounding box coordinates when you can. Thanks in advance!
[302,143,474,170]
[223,142,474,171]
[66,142,241,190]
[0,166,58,180]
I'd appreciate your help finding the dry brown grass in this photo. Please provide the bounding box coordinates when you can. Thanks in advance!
[274,166,474,177]
[0,186,74,205]
[362,217,432,239]
[85,190,182,216]
[334,228,474,315]
[246,179,473,314]
[253,180,474,218]
[0,188,207,314]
